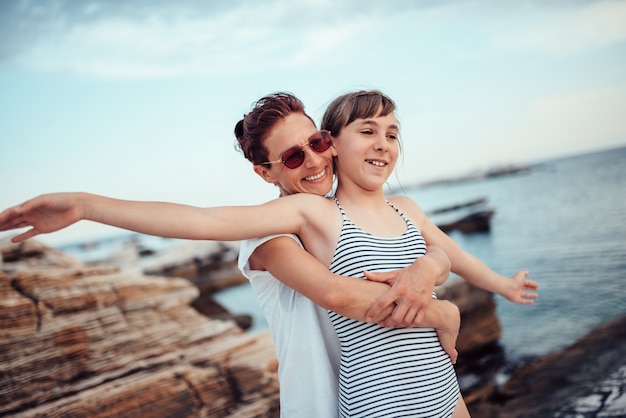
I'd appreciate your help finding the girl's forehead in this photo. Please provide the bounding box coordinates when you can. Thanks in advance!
[350,113,398,128]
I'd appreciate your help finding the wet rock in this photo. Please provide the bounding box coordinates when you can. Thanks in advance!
[468,315,626,417]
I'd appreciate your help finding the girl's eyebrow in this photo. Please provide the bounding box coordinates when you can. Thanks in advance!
[356,119,399,132]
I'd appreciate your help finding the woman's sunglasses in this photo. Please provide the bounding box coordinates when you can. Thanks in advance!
[263,130,332,169]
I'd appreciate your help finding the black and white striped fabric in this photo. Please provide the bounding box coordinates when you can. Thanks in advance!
[328,197,460,417]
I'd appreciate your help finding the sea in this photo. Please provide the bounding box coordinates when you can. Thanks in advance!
[60,146,626,369]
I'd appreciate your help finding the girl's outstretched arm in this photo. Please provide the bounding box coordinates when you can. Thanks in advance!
[390,195,539,304]
[421,216,538,304]
[0,192,313,243]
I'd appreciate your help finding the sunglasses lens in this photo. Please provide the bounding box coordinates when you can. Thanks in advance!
[309,131,332,153]
[277,131,331,169]
[282,148,306,169]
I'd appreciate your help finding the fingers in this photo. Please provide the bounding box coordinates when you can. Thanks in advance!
[450,349,458,364]
[363,270,394,284]
[378,302,426,328]
[365,294,396,322]
[0,207,24,231]
[11,228,38,243]
[389,302,410,326]
[524,279,539,290]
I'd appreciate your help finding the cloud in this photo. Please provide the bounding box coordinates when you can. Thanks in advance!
[492,0,626,55]
[2,0,624,78]
[0,0,379,78]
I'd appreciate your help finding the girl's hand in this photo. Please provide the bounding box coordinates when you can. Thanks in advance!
[503,270,539,304]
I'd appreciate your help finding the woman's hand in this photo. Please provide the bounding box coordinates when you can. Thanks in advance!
[0,193,85,242]
[363,246,450,327]
[363,266,435,327]
[435,300,460,364]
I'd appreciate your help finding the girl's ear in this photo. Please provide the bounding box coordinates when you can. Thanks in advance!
[253,164,279,184]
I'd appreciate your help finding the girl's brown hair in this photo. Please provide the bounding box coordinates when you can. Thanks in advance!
[320,90,396,137]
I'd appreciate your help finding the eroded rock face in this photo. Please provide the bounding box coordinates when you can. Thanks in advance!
[0,240,279,418]
[1,239,507,417]
[468,314,626,418]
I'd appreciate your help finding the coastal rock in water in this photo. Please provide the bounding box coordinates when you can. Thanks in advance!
[0,240,279,417]
[437,278,504,402]
[468,315,626,418]
[140,240,246,292]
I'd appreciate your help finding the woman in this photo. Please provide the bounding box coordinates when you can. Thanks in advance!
[0,90,538,417]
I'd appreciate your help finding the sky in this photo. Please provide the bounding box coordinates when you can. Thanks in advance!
[1,0,625,246]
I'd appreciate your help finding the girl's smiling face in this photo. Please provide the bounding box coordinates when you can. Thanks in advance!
[332,109,400,192]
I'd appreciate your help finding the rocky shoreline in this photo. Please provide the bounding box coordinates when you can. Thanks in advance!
[1,239,625,417]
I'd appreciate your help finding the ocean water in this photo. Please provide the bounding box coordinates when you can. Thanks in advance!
[404,146,626,364]
[216,146,626,366]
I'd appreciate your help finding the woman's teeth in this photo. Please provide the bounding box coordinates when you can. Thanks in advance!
[305,169,325,181]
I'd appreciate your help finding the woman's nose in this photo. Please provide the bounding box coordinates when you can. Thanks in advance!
[303,147,323,166]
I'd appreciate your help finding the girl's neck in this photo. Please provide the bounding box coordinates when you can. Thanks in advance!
[335,183,386,209]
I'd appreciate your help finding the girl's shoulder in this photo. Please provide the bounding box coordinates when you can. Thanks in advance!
[386,194,421,210]
[386,195,426,225]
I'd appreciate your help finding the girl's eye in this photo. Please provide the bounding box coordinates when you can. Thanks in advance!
[387,134,398,141]
[361,130,373,135]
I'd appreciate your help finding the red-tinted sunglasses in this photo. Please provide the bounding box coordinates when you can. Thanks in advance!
[263,130,332,169]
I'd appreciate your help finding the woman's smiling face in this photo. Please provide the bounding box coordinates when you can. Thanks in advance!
[254,112,335,197]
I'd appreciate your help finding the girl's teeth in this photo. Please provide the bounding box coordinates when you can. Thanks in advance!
[367,160,385,167]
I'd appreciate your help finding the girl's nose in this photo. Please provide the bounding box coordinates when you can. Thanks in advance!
[374,134,389,152]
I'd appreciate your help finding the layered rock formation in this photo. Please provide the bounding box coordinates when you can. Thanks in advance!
[1,240,279,417]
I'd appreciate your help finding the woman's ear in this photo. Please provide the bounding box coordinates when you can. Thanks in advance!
[331,139,338,157]
[253,164,279,184]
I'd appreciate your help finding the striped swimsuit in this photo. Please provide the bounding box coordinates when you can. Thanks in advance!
[328,197,460,417]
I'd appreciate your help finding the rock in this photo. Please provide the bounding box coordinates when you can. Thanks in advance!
[192,291,253,331]
[468,315,626,418]
[0,240,279,417]
[142,240,246,291]
[437,278,505,402]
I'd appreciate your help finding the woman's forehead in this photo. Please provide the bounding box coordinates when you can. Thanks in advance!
[265,113,317,151]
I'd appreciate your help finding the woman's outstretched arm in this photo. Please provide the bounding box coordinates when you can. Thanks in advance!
[0,192,315,243]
